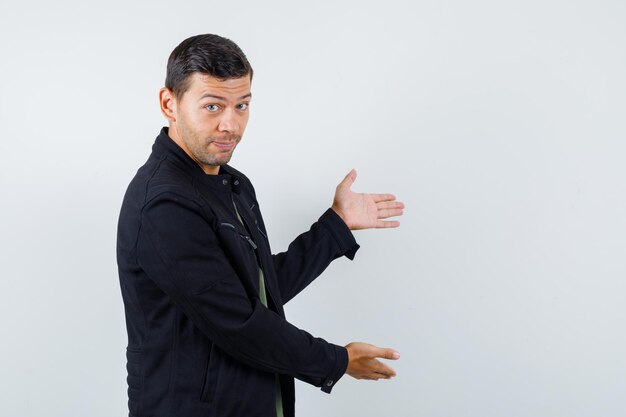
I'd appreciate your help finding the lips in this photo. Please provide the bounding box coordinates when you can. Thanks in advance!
[211,141,235,151]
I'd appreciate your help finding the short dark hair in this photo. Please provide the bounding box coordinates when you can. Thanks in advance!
[165,34,253,99]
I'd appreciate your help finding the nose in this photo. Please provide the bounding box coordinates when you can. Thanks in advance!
[217,108,237,133]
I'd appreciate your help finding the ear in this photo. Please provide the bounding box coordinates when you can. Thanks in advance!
[159,87,177,123]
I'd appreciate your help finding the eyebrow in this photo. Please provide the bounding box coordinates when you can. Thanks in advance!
[199,93,252,101]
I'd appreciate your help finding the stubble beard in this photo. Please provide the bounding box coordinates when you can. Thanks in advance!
[180,124,242,168]
[193,135,241,167]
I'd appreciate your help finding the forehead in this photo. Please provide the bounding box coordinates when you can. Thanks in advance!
[186,73,251,100]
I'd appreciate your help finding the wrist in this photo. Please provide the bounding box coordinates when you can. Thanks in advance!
[344,342,357,373]
[331,205,349,229]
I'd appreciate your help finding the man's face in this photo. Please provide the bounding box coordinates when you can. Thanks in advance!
[168,73,252,174]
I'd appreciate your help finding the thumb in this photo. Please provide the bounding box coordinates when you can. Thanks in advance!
[338,168,357,190]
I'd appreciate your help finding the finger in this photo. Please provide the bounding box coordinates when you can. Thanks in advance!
[338,169,357,190]
[373,362,397,378]
[373,347,401,360]
[355,368,389,380]
[376,201,405,210]
[363,372,389,380]
[376,220,400,228]
[372,193,397,203]
[377,208,404,219]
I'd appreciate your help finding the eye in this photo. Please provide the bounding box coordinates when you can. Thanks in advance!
[237,103,249,111]
[206,104,220,112]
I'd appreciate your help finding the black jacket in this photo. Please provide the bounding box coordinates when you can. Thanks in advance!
[117,128,360,417]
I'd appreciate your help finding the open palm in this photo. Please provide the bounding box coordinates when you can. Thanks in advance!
[331,169,404,230]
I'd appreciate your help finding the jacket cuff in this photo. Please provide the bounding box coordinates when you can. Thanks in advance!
[319,208,360,260]
[321,345,349,394]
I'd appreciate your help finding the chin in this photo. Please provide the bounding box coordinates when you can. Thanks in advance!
[214,156,233,166]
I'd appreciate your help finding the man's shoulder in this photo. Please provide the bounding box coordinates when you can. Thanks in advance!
[124,154,199,209]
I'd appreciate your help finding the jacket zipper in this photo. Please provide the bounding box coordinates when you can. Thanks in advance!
[222,222,258,250]
[240,234,258,250]
[232,196,276,307]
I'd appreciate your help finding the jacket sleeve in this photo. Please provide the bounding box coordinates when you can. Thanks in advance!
[271,208,360,304]
[137,193,348,392]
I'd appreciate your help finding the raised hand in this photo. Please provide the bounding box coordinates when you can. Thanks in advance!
[331,169,405,230]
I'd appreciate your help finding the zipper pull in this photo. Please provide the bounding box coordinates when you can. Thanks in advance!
[241,234,258,250]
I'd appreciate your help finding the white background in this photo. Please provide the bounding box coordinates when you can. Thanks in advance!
[1,0,625,416]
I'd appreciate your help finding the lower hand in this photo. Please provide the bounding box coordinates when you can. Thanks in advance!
[345,342,400,380]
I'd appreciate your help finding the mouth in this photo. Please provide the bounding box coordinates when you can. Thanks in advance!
[211,141,236,151]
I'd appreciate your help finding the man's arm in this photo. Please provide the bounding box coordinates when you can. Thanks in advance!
[271,208,359,304]
[271,169,404,302]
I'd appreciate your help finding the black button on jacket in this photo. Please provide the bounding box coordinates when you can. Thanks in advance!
[117,128,360,417]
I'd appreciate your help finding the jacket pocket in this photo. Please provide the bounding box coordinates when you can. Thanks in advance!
[217,223,259,261]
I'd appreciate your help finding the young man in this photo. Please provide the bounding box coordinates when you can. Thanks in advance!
[117,34,404,417]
